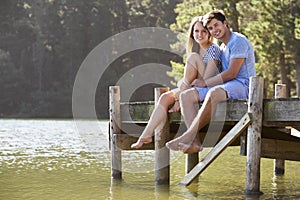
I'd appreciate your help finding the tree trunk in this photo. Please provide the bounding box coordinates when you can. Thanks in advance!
[291,0,300,97]
[279,42,290,97]
[295,51,300,97]
[229,1,239,32]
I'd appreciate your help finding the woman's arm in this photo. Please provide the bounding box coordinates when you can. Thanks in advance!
[203,59,219,79]
[197,58,245,87]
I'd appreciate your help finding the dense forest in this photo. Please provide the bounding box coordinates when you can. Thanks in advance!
[0,0,299,119]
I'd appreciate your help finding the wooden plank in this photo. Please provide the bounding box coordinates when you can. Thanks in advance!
[263,98,300,127]
[213,99,247,122]
[261,138,300,161]
[262,127,300,142]
[115,130,242,150]
[120,98,300,127]
[120,101,154,122]
[120,100,248,122]
[179,113,252,186]
[115,134,154,150]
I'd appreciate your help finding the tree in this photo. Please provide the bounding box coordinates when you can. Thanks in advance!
[168,0,300,97]
[244,0,299,97]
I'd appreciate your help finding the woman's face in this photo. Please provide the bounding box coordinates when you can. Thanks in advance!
[192,21,209,46]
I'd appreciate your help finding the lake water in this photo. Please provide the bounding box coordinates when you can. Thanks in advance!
[0,119,299,200]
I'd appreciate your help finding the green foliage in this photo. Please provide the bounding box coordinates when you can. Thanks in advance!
[168,0,300,97]
[1,0,299,118]
[168,0,244,84]
[167,60,185,86]
[243,0,299,97]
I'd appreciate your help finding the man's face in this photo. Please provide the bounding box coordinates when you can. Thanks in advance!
[206,18,227,40]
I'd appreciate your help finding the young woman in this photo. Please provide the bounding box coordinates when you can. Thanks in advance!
[166,10,256,154]
[131,16,222,149]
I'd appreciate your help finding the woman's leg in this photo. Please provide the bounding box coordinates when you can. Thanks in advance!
[169,53,203,112]
[182,53,205,87]
[166,87,227,152]
[131,91,175,149]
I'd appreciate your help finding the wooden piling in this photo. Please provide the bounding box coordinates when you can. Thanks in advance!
[245,77,264,195]
[186,153,199,173]
[109,86,122,179]
[154,87,170,185]
[274,84,287,175]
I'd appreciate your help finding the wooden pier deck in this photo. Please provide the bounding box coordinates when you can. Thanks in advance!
[108,77,300,195]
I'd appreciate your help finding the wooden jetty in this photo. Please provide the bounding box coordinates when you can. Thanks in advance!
[109,77,300,195]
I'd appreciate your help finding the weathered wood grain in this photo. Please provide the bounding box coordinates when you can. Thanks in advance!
[120,98,300,127]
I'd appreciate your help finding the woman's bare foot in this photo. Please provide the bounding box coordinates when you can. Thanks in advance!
[131,137,152,149]
[168,101,180,113]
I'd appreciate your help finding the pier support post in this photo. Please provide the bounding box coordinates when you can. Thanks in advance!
[245,77,264,195]
[186,153,199,173]
[154,87,170,185]
[274,84,287,175]
[109,86,122,179]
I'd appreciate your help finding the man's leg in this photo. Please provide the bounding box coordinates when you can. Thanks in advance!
[179,88,202,154]
[166,87,227,152]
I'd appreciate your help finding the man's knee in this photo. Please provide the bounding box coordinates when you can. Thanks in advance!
[180,89,197,104]
[206,87,227,104]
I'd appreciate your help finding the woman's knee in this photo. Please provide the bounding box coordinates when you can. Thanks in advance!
[158,92,174,106]
[187,53,200,67]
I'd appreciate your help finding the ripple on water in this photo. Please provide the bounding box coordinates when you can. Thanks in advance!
[1,119,300,200]
[0,119,111,171]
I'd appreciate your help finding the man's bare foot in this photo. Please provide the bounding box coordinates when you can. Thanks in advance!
[168,101,180,113]
[166,138,181,151]
[178,142,203,154]
[131,137,152,149]
[166,132,193,151]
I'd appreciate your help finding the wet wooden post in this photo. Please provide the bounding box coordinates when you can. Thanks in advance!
[274,84,287,175]
[109,86,122,179]
[154,87,170,185]
[245,77,264,195]
[187,153,199,173]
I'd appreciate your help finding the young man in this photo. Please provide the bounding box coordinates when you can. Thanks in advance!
[166,10,256,153]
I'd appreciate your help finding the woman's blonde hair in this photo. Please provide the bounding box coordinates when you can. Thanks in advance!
[186,16,214,56]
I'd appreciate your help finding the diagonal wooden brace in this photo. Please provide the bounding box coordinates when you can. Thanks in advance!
[180,113,253,186]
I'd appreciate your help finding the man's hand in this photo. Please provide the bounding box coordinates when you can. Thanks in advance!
[191,78,206,87]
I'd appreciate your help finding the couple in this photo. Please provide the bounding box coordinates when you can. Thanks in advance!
[131,10,256,154]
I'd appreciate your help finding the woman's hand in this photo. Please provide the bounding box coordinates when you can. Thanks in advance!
[168,100,180,113]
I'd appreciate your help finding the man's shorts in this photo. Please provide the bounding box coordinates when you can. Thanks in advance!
[195,79,249,101]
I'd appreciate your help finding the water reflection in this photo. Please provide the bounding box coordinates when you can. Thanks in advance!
[110,179,124,200]
[155,185,170,200]
[1,119,300,200]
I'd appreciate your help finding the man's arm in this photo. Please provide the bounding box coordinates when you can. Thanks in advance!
[195,58,245,87]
